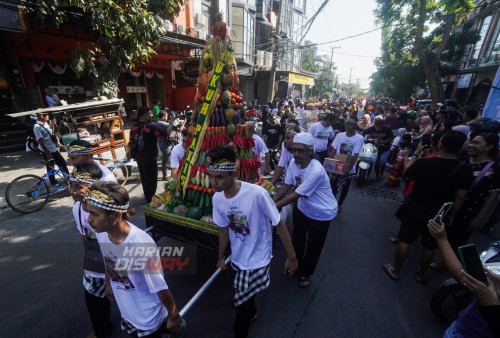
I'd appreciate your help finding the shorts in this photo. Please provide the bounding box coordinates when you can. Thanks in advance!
[398,218,437,250]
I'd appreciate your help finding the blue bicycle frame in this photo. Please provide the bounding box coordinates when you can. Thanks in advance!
[33,167,72,200]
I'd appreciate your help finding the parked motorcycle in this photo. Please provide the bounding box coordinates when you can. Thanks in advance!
[430,240,500,324]
[357,139,378,187]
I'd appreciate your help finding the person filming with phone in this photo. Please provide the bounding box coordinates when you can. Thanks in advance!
[383,131,473,283]
[427,219,500,337]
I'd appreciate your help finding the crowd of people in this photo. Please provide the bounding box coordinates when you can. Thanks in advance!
[31,93,500,337]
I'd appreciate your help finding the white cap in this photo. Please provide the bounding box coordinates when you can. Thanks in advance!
[436,103,443,107]
[293,132,315,148]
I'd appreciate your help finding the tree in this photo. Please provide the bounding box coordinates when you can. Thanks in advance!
[375,0,474,105]
[301,51,320,73]
[26,0,186,97]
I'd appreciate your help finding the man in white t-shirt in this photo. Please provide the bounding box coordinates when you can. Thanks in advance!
[208,145,297,337]
[169,130,188,180]
[274,133,337,289]
[86,181,185,337]
[68,162,113,337]
[67,140,117,182]
[308,114,336,164]
[328,119,364,206]
[270,126,300,185]
[250,125,270,175]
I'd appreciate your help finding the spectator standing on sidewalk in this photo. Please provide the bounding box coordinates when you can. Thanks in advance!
[129,107,168,203]
[208,146,297,338]
[383,131,473,283]
[273,133,337,288]
[33,112,69,187]
[87,181,185,337]
[155,111,174,181]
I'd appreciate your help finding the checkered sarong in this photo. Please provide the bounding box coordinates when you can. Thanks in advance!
[82,273,106,298]
[232,263,270,307]
[120,317,164,337]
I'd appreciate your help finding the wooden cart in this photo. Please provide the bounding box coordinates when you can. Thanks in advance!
[8,98,128,160]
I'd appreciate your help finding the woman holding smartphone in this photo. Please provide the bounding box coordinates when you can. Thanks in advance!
[428,219,499,337]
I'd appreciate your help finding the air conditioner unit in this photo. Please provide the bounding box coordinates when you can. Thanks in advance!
[177,24,185,34]
[264,52,273,69]
[163,20,173,31]
[256,51,265,67]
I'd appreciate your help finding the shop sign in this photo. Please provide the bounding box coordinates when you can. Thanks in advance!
[181,58,201,81]
[288,72,315,86]
[126,86,147,93]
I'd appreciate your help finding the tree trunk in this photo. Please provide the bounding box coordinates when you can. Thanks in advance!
[422,53,445,105]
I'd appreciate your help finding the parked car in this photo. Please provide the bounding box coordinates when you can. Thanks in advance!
[415,99,459,110]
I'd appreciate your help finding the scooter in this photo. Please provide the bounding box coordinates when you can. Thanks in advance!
[430,240,500,324]
[357,139,378,187]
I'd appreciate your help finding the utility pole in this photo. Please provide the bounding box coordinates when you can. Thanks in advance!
[268,0,284,103]
[348,68,354,98]
[329,46,340,96]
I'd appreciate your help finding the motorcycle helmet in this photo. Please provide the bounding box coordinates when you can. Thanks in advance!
[29,113,38,121]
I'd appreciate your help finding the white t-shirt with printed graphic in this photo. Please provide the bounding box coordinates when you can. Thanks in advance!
[212,181,281,270]
[73,201,105,279]
[308,122,335,152]
[95,223,169,331]
[330,132,365,174]
[285,159,337,221]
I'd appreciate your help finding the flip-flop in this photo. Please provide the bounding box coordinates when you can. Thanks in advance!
[299,276,311,288]
[382,264,399,280]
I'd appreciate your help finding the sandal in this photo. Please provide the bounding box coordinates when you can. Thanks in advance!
[299,276,311,288]
[382,264,399,280]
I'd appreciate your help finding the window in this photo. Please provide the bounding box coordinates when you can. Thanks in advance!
[468,16,492,67]
[232,5,255,64]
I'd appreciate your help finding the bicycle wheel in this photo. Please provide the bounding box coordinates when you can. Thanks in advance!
[5,174,50,213]
[104,159,129,185]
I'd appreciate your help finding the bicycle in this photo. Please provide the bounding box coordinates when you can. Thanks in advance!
[94,157,131,186]
[5,159,71,213]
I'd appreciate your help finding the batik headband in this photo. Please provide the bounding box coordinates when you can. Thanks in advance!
[206,156,236,172]
[67,144,93,155]
[69,170,96,186]
[84,189,129,212]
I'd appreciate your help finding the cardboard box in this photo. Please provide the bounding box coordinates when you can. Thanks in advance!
[323,154,354,175]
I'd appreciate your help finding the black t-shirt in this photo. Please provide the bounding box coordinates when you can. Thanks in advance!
[404,157,473,220]
[363,126,394,151]
[130,122,166,158]
[263,124,282,148]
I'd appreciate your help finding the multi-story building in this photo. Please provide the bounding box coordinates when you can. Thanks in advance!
[446,0,500,105]
[0,0,206,152]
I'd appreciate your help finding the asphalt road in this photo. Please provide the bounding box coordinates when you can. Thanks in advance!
[0,151,464,338]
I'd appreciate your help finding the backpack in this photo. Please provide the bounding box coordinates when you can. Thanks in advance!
[129,125,145,159]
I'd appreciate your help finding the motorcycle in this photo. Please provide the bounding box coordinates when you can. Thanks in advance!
[430,240,500,324]
[357,139,378,187]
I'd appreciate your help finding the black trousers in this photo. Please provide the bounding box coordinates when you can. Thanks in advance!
[137,155,158,203]
[234,296,256,338]
[43,151,69,184]
[292,207,331,278]
[159,146,171,177]
[84,290,113,337]
[315,150,328,165]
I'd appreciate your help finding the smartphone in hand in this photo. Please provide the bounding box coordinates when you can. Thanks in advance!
[458,244,487,284]
[434,202,453,223]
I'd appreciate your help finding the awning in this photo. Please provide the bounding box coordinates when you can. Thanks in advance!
[160,32,206,50]
[7,98,123,118]
[288,72,315,86]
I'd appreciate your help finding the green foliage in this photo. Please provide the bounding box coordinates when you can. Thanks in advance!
[26,0,186,97]
[301,51,320,73]
[373,0,475,102]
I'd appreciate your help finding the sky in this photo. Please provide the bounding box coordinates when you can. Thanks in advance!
[304,0,382,89]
